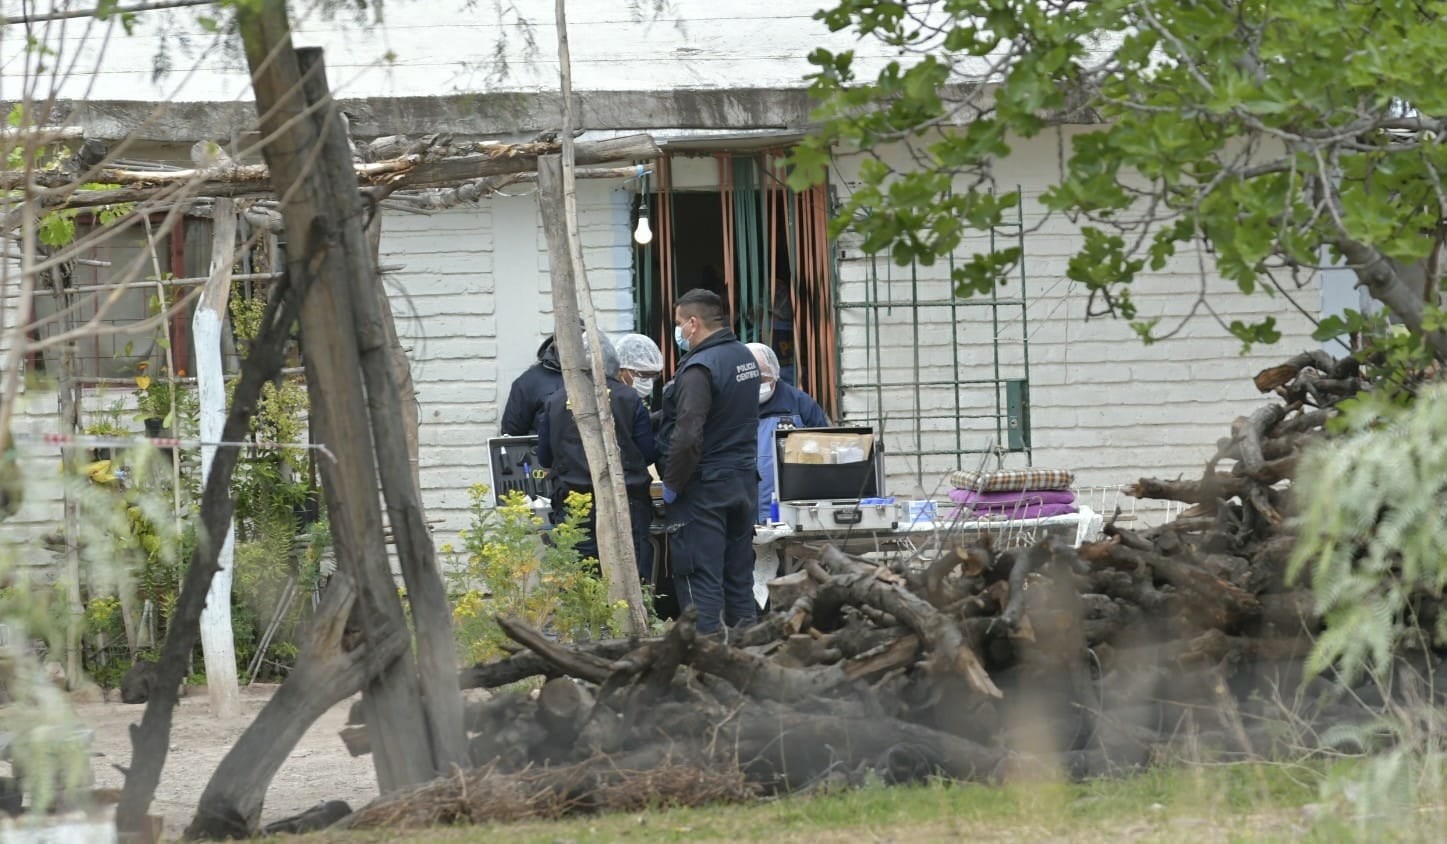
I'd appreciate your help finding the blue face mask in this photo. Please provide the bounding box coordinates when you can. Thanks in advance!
[674,324,690,353]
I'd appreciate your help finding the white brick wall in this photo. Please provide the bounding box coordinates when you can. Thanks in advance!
[389,180,635,545]
[0,131,1330,561]
[831,132,1320,496]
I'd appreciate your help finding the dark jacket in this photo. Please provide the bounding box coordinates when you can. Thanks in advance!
[501,337,564,435]
[656,328,760,493]
[760,381,830,428]
[536,377,658,491]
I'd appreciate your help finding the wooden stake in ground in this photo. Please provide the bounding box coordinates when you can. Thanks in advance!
[194,198,241,720]
[541,0,649,634]
[365,208,422,493]
[297,46,465,776]
[232,4,439,798]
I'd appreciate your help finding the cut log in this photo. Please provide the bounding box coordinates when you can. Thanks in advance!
[599,610,697,711]
[536,678,595,744]
[766,570,814,610]
[459,639,646,689]
[820,547,1002,699]
[842,634,921,681]
[1253,350,1343,393]
[689,637,849,702]
[496,616,614,685]
[1079,540,1261,630]
[1128,474,1251,505]
[1237,404,1288,476]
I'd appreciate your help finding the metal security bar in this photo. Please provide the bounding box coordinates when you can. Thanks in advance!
[836,188,1031,494]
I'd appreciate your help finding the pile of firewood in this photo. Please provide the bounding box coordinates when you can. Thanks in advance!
[340,350,1442,829]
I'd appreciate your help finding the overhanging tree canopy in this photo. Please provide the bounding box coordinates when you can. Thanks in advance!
[788,0,1447,360]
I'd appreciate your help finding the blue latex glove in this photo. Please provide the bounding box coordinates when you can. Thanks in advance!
[661,485,678,504]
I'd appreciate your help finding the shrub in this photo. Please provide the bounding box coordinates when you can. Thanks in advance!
[445,485,612,664]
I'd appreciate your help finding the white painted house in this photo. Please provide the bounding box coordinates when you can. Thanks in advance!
[0,0,1339,558]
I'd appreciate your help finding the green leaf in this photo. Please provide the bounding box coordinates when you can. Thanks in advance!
[38,213,76,248]
[1227,317,1282,353]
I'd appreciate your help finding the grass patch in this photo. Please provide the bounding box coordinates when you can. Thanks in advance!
[291,760,1413,844]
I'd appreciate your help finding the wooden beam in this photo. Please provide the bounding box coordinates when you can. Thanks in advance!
[9,135,663,210]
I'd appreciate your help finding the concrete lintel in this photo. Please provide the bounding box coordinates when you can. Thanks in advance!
[19,88,821,144]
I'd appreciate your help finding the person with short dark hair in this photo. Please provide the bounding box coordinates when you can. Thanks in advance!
[656,289,762,632]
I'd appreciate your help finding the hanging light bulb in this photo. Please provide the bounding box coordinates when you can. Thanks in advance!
[633,214,653,245]
[633,208,653,245]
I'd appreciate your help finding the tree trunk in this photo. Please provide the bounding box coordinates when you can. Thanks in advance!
[115,225,317,836]
[233,9,435,797]
[545,0,649,633]
[297,46,464,772]
[537,157,648,634]
[1338,236,1447,361]
[195,197,241,720]
[364,213,422,493]
[49,261,85,689]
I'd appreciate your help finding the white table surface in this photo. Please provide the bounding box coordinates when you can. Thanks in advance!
[750,506,1104,607]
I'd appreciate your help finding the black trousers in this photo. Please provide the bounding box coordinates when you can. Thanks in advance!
[663,469,758,634]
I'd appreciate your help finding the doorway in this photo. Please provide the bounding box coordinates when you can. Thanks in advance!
[631,153,839,419]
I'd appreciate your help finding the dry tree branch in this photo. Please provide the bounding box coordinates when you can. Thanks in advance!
[2,0,216,24]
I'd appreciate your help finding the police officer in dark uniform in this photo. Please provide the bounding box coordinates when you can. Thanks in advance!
[535,336,658,573]
[656,289,761,633]
[501,335,565,436]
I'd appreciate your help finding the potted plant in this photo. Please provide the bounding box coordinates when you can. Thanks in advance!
[132,364,196,464]
[133,363,171,431]
[83,401,130,462]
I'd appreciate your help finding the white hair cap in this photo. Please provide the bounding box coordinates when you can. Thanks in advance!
[614,333,665,373]
[746,342,779,380]
[580,332,620,379]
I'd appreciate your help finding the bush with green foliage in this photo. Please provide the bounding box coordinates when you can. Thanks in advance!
[1291,383,1447,684]
[444,485,613,664]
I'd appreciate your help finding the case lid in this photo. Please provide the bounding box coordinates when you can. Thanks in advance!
[486,436,550,504]
[773,426,883,501]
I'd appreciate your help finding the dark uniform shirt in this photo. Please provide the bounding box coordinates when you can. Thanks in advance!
[501,338,564,435]
[656,328,760,494]
[759,381,830,428]
[536,377,658,490]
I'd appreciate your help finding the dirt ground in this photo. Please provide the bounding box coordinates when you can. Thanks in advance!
[79,684,376,840]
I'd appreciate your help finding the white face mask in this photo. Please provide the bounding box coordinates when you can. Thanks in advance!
[632,376,654,398]
[759,382,776,404]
